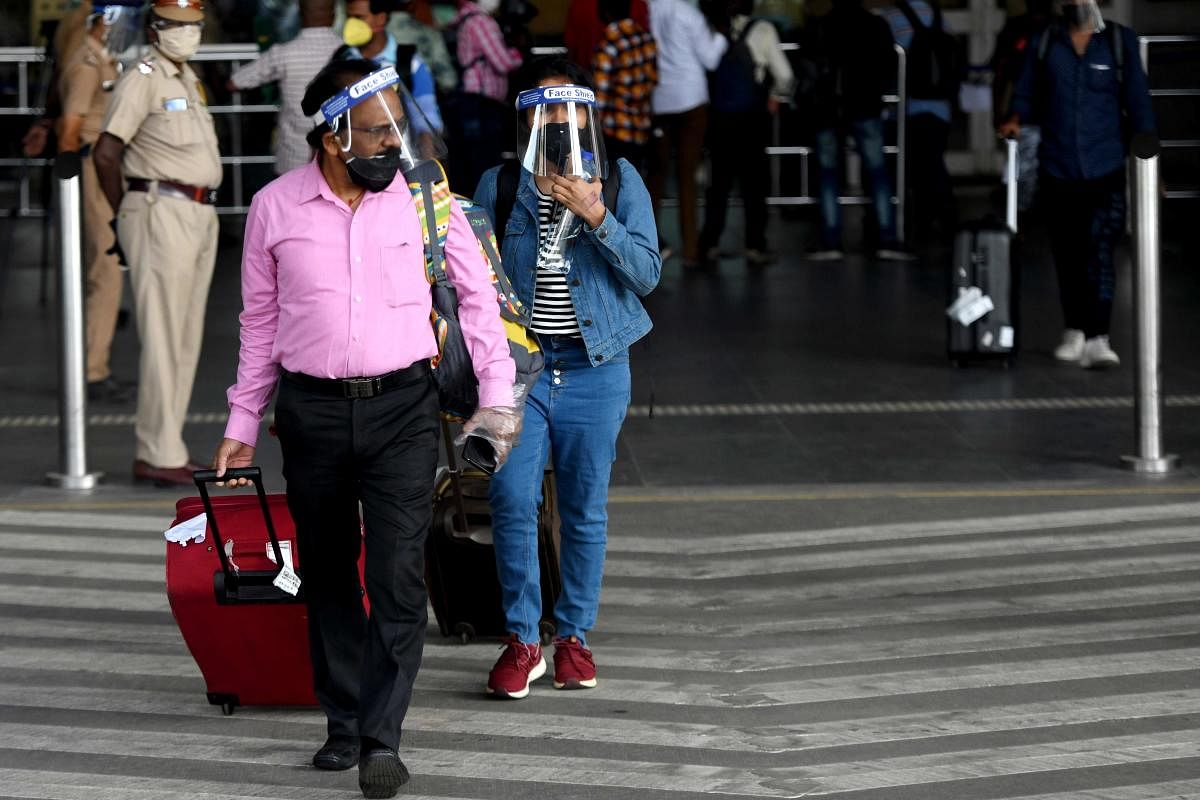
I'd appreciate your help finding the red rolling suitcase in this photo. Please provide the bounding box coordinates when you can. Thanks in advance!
[167,467,363,714]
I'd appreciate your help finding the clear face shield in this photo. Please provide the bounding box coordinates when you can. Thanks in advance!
[517,85,609,181]
[310,66,446,191]
[1057,0,1104,33]
[94,4,145,65]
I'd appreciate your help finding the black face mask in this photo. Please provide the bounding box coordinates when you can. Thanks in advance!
[1060,3,1087,27]
[541,122,573,173]
[343,147,405,192]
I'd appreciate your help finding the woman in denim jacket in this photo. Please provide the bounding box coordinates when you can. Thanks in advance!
[473,56,661,699]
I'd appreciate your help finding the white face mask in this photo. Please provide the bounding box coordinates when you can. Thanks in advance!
[155,25,202,62]
[478,0,501,14]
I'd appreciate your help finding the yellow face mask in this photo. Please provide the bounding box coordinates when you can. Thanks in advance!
[343,17,373,48]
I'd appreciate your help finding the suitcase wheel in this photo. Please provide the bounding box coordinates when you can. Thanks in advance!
[207,692,238,716]
[539,620,556,646]
[454,622,475,645]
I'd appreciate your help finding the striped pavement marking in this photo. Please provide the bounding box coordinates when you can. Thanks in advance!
[3,393,1200,429]
[1,501,1199,798]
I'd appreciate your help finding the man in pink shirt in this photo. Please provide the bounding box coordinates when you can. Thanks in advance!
[212,60,517,799]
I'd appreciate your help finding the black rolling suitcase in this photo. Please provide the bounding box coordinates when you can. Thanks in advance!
[425,422,562,644]
[947,138,1020,367]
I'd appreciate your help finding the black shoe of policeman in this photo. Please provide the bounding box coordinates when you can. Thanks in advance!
[358,746,410,798]
[313,734,360,771]
[87,376,136,404]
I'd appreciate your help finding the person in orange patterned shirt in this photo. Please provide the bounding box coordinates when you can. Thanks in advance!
[591,0,657,172]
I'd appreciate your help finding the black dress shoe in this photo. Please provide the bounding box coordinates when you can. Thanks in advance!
[87,376,136,404]
[312,735,359,771]
[358,747,409,798]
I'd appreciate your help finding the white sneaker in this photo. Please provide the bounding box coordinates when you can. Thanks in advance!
[1080,335,1120,370]
[1053,329,1086,362]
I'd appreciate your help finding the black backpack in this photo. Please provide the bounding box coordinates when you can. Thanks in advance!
[709,19,772,114]
[896,0,964,102]
[492,158,622,248]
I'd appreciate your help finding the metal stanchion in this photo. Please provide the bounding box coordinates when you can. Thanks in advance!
[1121,133,1179,474]
[46,151,102,490]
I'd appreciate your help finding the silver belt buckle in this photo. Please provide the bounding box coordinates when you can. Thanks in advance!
[343,378,376,399]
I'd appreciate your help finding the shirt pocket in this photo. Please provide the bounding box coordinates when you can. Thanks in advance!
[380,242,426,308]
[151,105,202,147]
[1086,63,1119,95]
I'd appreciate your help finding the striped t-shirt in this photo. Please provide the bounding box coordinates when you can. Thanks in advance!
[531,188,581,336]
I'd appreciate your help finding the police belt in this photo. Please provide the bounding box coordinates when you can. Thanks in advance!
[126,178,217,205]
[282,362,429,399]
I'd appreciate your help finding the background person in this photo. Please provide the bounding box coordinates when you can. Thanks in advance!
[93,0,220,487]
[228,0,343,175]
[1002,0,1155,370]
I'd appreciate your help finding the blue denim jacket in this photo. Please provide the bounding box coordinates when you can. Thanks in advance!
[473,158,661,366]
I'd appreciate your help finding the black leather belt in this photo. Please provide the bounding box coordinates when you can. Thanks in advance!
[282,363,428,399]
[126,178,218,205]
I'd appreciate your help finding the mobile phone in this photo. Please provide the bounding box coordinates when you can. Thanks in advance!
[461,435,497,475]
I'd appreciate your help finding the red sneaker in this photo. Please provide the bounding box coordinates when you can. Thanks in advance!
[552,636,597,690]
[486,635,546,699]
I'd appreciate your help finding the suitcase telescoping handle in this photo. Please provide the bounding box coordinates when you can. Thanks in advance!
[1004,136,1019,234]
[192,467,290,589]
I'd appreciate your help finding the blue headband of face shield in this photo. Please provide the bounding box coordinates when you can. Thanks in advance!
[515,85,597,111]
[310,66,401,130]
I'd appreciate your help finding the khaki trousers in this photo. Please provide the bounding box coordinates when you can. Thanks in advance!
[81,153,121,382]
[117,189,218,468]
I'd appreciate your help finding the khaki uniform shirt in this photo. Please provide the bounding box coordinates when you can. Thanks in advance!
[101,45,222,188]
[59,36,119,147]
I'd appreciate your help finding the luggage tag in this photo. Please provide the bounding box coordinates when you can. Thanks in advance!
[946,286,994,327]
[163,513,206,546]
[265,540,294,568]
[273,563,301,596]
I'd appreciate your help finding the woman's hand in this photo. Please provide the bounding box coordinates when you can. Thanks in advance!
[550,175,607,229]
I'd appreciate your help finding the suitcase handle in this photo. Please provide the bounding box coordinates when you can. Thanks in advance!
[192,466,291,596]
[1004,136,1019,234]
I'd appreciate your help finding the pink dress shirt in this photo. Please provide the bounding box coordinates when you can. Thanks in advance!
[225,160,516,447]
[454,2,522,102]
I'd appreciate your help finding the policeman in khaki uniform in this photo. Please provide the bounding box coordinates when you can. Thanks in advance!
[94,0,221,487]
[58,0,144,404]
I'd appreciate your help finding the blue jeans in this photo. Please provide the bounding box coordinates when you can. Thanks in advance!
[815,117,897,248]
[488,336,631,647]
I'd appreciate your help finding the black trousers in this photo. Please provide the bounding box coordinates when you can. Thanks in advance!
[699,110,771,253]
[1040,168,1127,338]
[273,365,439,750]
[905,113,954,239]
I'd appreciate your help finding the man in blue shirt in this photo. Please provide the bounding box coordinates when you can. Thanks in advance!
[1002,0,1154,370]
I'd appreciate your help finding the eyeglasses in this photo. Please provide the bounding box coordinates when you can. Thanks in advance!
[150,18,205,31]
[350,123,405,142]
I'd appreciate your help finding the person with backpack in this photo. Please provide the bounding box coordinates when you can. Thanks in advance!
[696,0,793,268]
[802,0,909,261]
[1000,0,1154,370]
[212,60,518,798]
[591,0,657,172]
[882,0,960,243]
[472,56,661,699]
[646,0,728,269]
[445,0,523,193]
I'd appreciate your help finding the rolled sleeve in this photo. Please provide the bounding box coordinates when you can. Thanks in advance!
[442,197,516,408]
[230,46,283,91]
[224,191,282,447]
